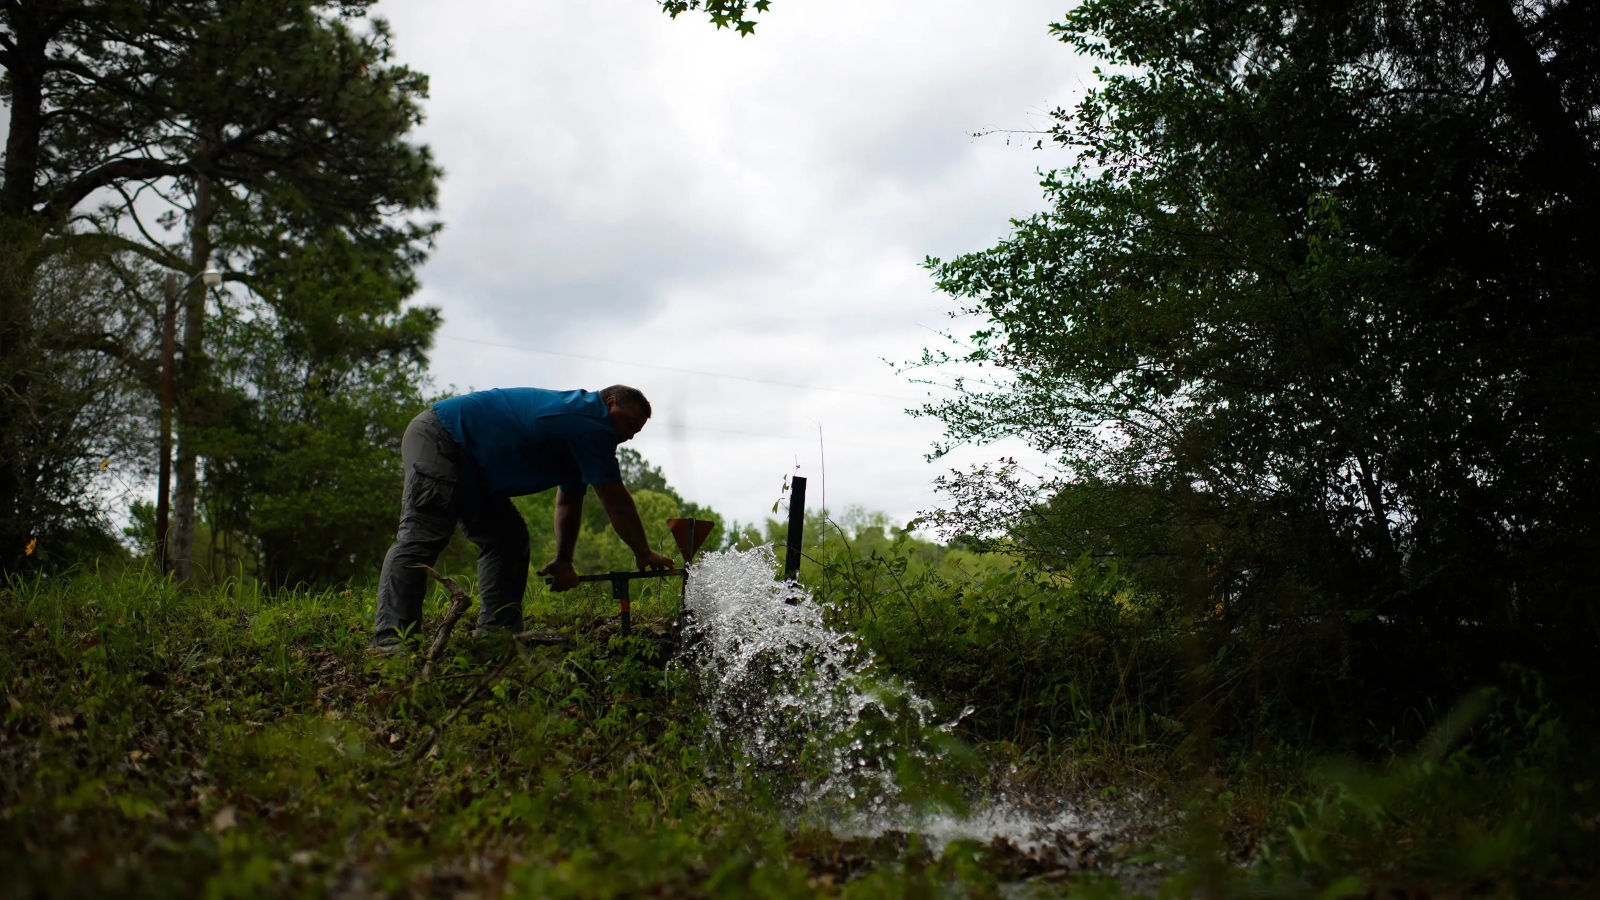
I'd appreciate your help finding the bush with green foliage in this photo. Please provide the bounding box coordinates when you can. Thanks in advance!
[917,0,1600,748]
[795,514,1179,760]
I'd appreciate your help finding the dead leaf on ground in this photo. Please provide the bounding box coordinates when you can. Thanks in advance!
[210,805,237,833]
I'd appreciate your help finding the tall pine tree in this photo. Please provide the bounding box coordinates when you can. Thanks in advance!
[0,1,439,572]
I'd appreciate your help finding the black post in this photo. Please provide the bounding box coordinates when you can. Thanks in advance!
[784,475,807,581]
[612,575,631,636]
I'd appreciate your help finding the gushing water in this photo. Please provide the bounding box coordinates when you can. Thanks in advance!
[679,546,1143,861]
[682,545,962,815]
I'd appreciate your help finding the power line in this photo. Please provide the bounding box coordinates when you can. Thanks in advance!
[651,423,917,450]
[655,423,798,441]
[437,334,925,402]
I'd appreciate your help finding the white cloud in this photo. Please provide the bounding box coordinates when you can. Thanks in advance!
[378,0,1093,527]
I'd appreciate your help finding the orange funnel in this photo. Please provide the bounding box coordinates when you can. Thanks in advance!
[667,517,714,563]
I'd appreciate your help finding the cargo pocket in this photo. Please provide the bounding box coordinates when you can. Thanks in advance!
[408,462,458,516]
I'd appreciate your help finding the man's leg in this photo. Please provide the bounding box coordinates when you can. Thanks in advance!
[462,494,531,634]
[374,410,462,647]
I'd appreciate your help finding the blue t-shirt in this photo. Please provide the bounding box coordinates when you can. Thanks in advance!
[432,388,622,497]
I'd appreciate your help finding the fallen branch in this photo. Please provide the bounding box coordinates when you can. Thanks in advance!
[409,634,565,764]
[410,648,518,762]
[411,564,474,678]
[398,571,578,765]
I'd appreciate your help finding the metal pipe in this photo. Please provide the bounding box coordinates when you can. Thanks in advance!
[784,475,807,581]
[612,576,630,637]
[560,568,686,637]
[569,569,684,584]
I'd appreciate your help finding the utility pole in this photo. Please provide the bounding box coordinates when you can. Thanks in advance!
[154,273,178,574]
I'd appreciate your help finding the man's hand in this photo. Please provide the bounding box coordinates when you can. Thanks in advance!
[538,558,580,592]
[636,549,674,571]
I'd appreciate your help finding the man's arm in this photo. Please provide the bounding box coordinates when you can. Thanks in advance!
[537,487,585,591]
[553,486,582,563]
[593,482,674,570]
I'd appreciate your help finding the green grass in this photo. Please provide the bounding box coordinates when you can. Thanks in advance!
[0,568,1039,898]
[2,565,1595,898]
[0,568,759,896]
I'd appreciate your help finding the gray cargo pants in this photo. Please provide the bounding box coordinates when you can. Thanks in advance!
[373,408,530,645]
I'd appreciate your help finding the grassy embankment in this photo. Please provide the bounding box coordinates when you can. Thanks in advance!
[2,529,1596,897]
[0,562,1017,898]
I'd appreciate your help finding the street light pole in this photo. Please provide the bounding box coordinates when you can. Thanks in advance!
[154,266,221,575]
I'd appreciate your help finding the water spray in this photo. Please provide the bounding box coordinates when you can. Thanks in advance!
[550,475,810,635]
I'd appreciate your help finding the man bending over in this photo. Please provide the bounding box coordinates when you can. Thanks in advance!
[372,385,675,653]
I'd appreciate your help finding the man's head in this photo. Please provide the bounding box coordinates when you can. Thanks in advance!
[599,384,651,442]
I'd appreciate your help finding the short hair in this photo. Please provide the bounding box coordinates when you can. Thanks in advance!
[599,384,651,418]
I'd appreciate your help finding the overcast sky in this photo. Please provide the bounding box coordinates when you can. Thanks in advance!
[376,0,1092,529]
